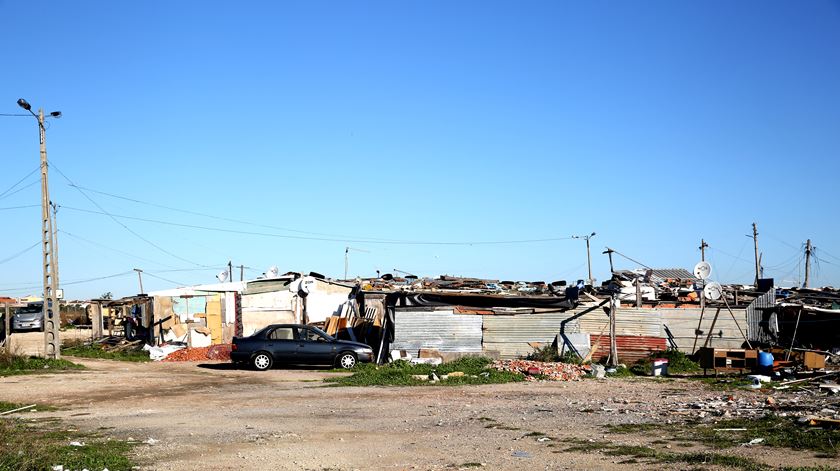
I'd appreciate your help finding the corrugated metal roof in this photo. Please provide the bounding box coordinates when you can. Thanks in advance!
[392,310,483,357]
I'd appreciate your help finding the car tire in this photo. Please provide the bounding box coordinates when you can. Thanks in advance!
[251,352,273,371]
[337,352,357,370]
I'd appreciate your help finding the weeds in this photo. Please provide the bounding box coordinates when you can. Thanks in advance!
[62,340,148,362]
[0,418,134,471]
[630,349,700,376]
[325,356,525,387]
[0,349,84,376]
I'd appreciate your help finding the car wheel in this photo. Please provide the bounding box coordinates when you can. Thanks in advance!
[337,352,357,369]
[251,352,273,371]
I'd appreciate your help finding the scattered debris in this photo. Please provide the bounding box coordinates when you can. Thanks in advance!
[491,360,586,382]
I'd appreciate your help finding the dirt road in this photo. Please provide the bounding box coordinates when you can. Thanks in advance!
[0,359,836,470]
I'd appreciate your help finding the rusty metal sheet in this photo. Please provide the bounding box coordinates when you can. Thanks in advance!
[589,335,667,363]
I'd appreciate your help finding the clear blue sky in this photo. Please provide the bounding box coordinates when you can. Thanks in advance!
[2,1,839,299]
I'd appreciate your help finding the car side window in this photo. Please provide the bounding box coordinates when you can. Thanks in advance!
[303,329,325,342]
[269,327,295,340]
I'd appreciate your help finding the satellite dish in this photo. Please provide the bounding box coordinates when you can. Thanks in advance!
[693,261,712,280]
[266,266,280,279]
[299,276,316,294]
[704,282,723,300]
[216,271,229,283]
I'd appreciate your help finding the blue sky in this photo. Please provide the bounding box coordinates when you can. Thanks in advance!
[1,1,839,299]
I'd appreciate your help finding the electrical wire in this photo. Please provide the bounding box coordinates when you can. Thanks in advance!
[0,241,40,265]
[0,271,135,292]
[0,179,39,201]
[59,230,182,269]
[142,271,186,286]
[0,205,39,211]
[67,183,414,243]
[49,161,215,267]
[59,205,572,246]
[0,167,39,199]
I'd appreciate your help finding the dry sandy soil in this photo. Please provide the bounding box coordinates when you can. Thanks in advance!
[1,335,838,470]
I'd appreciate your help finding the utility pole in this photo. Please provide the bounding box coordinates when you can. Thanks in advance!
[699,239,708,262]
[803,239,812,288]
[51,202,61,301]
[134,268,145,294]
[239,265,244,282]
[228,260,233,284]
[603,248,615,275]
[752,223,760,286]
[18,99,62,360]
[573,233,597,285]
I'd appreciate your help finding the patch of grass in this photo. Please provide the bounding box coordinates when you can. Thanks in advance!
[525,344,581,363]
[62,341,149,362]
[0,401,56,413]
[324,356,525,387]
[607,416,840,456]
[693,376,759,390]
[0,418,135,471]
[607,366,635,377]
[0,350,84,377]
[630,349,700,376]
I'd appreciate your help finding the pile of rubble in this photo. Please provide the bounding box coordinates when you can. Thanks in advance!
[162,344,231,362]
[492,359,587,382]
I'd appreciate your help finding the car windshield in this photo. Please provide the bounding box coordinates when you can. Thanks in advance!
[17,306,41,314]
[309,326,333,341]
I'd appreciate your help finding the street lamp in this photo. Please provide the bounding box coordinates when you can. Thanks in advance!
[572,232,597,286]
[17,98,62,360]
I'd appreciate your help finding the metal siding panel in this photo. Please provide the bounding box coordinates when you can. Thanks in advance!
[392,310,483,357]
[589,335,667,363]
[579,307,663,337]
[747,291,777,344]
[660,308,749,353]
[482,311,582,359]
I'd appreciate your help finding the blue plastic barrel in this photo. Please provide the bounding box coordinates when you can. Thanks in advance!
[758,351,774,373]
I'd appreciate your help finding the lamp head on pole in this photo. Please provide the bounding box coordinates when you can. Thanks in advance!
[17,98,31,111]
[50,111,62,118]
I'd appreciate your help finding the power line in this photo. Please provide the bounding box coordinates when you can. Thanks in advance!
[60,205,572,246]
[0,240,40,265]
[49,161,214,267]
[0,167,39,199]
[0,270,135,292]
[59,229,182,269]
[0,179,39,201]
[142,271,187,286]
[0,204,39,211]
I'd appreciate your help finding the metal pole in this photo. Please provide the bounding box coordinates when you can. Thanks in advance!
[240,265,244,282]
[134,268,144,294]
[752,223,760,286]
[609,295,618,366]
[585,237,593,285]
[38,108,60,360]
[228,260,233,283]
[803,239,812,288]
[344,247,349,280]
[700,239,708,262]
[3,303,10,353]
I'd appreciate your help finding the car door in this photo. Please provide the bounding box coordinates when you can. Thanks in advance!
[297,328,337,365]
[267,326,298,363]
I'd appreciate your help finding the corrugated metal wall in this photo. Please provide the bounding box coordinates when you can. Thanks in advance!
[579,307,663,337]
[589,335,667,363]
[747,290,777,344]
[392,309,483,357]
[483,311,582,359]
[661,307,749,353]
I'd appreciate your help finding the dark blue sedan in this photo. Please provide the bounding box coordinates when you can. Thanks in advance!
[231,324,374,371]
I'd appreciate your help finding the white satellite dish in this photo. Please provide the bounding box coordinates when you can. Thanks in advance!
[693,261,712,280]
[216,271,229,283]
[704,282,723,300]
[266,266,280,279]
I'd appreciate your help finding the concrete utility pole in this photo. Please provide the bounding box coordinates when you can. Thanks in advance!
[134,268,145,294]
[18,99,61,360]
[228,260,233,283]
[239,265,244,282]
[752,223,760,286]
[51,202,61,300]
[803,239,813,288]
[699,239,708,262]
[3,303,10,354]
[573,233,597,285]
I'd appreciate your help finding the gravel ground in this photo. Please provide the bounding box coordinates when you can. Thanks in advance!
[0,358,837,470]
